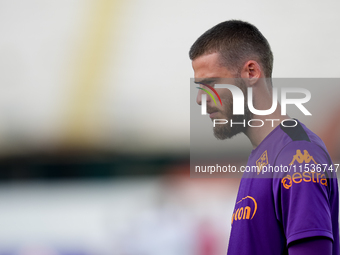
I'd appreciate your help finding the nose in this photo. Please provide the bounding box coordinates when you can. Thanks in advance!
[196,86,211,105]
[196,87,203,105]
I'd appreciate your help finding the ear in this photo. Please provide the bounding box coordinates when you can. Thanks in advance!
[240,60,262,85]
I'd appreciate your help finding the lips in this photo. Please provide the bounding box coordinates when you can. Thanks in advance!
[208,112,218,118]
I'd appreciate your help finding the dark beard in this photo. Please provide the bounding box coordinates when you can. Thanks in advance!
[212,79,253,140]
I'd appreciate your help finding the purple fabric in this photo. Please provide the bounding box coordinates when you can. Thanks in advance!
[226,120,339,255]
[288,237,332,255]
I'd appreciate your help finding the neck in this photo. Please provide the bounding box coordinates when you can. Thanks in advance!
[244,104,289,149]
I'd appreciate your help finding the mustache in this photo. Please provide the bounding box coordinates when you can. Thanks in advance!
[207,107,220,114]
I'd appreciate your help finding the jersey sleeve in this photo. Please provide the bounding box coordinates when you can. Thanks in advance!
[288,237,332,255]
[272,140,334,246]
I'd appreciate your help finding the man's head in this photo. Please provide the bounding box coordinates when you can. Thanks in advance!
[189,20,273,78]
[190,20,273,139]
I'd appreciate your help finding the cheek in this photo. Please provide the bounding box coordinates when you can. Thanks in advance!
[218,90,232,105]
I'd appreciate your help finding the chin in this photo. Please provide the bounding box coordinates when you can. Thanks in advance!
[212,121,247,140]
[213,127,236,140]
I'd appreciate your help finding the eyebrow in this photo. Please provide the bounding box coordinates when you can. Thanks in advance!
[194,77,219,85]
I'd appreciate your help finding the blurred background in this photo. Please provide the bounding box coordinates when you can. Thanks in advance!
[1,0,340,254]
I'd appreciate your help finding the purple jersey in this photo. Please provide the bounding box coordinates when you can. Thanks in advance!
[227,120,339,255]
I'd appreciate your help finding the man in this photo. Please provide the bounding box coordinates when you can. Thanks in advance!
[189,20,339,254]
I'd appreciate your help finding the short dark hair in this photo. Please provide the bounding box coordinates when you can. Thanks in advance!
[189,20,273,77]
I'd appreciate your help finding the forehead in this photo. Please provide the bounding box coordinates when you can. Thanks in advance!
[192,52,234,81]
